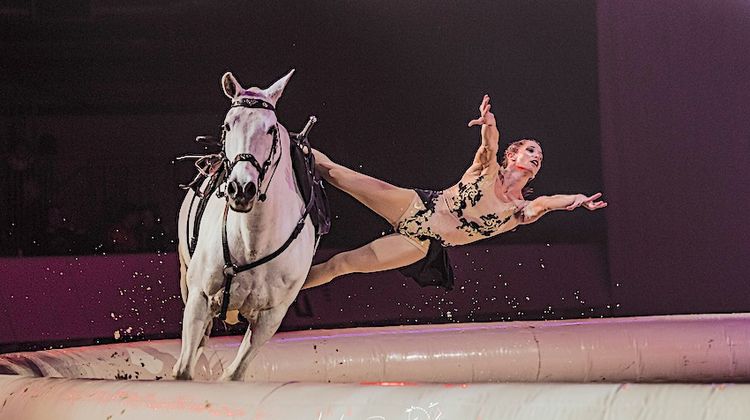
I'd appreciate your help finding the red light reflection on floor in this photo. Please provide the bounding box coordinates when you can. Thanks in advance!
[359,381,419,387]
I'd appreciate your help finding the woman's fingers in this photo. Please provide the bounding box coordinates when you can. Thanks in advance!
[584,192,602,202]
[479,95,491,116]
[567,193,608,211]
[585,201,608,210]
[469,95,493,126]
[585,193,606,210]
[479,95,490,112]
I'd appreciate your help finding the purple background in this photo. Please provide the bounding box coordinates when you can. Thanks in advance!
[0,244,608,348]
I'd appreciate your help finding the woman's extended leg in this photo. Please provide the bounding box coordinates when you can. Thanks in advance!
[313,149,416,225]
[302,233,426,289]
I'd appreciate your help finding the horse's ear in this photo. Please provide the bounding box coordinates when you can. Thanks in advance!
[222,72,244,99]
[263,69,295,105]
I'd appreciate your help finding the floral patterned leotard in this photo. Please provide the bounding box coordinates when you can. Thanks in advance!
[396,174,521,249]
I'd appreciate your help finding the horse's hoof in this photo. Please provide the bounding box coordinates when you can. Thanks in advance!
[173,373,192,381]
[219,371,242,382]
[173,365,192,381]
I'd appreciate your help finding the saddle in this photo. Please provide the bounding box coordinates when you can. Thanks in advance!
[180,121,330,258]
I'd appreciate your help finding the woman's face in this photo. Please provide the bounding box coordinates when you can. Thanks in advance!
[508,141,543,177]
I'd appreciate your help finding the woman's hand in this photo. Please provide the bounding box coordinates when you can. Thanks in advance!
[464,94,501,178]
[468,94,497,127]
[566,193,608,211]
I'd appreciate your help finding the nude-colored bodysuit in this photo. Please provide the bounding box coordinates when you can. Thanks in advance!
[395,174,521,252]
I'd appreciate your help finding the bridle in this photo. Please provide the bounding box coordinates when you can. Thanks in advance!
[222,96,282,203]
[179,96,318,321]
[217,97,315,321]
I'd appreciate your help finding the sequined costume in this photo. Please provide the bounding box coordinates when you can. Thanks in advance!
[396,174,520,250]
[395,174,521,290]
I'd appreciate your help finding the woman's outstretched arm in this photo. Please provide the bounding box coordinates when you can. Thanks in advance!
[518,192,607,224]
[465,95,500,177]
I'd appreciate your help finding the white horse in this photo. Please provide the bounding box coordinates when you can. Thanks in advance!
[173,70,316,381]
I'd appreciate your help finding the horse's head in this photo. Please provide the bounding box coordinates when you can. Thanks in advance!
[220,70,294,212]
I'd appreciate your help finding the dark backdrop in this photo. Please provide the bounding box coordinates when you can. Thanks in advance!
[0,0,604,255]
[598,0,750,315]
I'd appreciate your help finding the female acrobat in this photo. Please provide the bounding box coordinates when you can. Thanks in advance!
[304,95,607,290]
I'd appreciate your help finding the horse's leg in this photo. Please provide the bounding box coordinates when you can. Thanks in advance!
[173,290,211,380]
[219,326,252,381]
[312,149,416,225]
[303,233,426,289]
[220,305,287,381]
[195,318,213,361]
[178,250,188,304]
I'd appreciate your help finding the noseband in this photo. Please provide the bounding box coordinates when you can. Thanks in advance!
[222,97,281,202]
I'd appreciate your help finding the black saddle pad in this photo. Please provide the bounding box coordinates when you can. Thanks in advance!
[290,136,331,237]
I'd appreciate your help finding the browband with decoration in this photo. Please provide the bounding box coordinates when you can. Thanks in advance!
[231,97,276,111]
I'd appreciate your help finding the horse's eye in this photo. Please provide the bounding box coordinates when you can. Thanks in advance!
[223,123,231,132]
[266,126,276,135]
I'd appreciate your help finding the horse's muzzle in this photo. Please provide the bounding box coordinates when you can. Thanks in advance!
[227,179,257,212]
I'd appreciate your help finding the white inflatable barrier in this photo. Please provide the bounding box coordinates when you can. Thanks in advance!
[2,314,750,419]
[1,314,749,383]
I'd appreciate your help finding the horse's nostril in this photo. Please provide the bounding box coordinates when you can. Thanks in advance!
[227,180,239,198]
[245,182,257,198]
[227,180,256,201]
